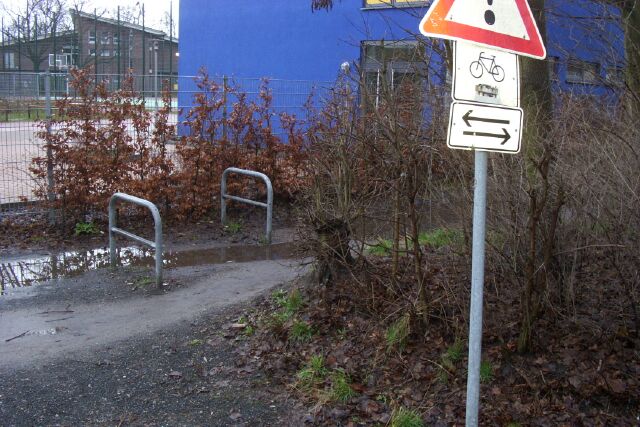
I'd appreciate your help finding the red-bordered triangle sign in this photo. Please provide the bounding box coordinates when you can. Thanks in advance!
[420,0,546,59]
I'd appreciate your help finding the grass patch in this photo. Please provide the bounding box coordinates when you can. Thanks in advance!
[386,313,411,353]
[273,288,303,315]
[267,310,291,331]
[290,320,314,343]
[188,338,203,346]
[436,368,449,384]
[367,238,393,256]
[418,228,463,249]
[133,276,154,289]
[74,221,99,236]
[296,355,327,389]
[0,110,45,122]
[272,288,287,304]
[445,338,464,363]
[480,360,494,383]
[390,406,424,427]
[224,220,242,233]
[440,338,465,373]
[329,369,357,403]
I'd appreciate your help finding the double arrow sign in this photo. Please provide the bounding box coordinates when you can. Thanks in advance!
[461,110,512,146]
[448,101,523,154]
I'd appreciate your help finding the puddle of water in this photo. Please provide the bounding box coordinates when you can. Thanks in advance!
[0,243,296,294]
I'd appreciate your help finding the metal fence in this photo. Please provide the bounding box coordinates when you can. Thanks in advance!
[0,71,333,213]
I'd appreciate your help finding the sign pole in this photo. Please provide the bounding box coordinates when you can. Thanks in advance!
[465,150,488,427]
[419,1,546,423]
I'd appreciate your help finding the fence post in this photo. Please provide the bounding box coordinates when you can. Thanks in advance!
[45,71,55,225]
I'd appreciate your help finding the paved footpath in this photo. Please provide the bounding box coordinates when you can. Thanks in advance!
[0,258,307,426]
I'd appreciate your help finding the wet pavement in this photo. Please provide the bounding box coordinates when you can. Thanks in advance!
[1,242,297,295]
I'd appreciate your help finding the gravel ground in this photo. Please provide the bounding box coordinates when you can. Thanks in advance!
[1,297,306,426]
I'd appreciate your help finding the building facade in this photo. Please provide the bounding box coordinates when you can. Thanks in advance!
[177,0,625,97]
[0,10,178,78]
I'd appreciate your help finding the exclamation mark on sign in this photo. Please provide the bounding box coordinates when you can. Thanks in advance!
[485,0,496,25]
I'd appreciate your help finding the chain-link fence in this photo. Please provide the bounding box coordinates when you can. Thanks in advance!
[0,71,333,214]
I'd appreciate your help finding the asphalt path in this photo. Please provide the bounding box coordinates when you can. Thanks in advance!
[0,255,307,425]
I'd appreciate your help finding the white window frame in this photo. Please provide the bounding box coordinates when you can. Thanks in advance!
[88,30,96,44]
[363,0,428,8]
[48,53,72,69]
[4,51,16,69]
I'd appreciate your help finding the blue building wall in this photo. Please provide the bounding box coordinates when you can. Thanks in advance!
[178,0,625,115]
[179,2,432,80]
[546,0,624,97]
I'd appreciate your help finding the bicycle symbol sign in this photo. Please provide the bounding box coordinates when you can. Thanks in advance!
[469,52,505,82]
[453,42,520,107]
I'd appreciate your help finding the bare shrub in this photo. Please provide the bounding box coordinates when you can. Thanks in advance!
[300,60,452,330]
[483,90,640,350]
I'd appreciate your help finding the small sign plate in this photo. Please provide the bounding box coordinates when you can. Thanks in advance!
[447,101,523,153]
[453,42,520,107]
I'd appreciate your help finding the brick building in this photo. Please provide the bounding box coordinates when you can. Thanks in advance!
[0,9,178,78]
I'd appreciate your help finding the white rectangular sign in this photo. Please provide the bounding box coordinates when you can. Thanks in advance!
[447,101,523,154]
[453,43,520,107]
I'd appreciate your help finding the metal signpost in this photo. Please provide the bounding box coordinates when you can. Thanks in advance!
[420,1,546,425]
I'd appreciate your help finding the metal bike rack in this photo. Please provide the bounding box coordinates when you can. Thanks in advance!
[108,193,163,286]
[221,167,273,244]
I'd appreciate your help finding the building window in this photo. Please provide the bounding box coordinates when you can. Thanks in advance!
[89,48,96,56]
[566,60,599,84]
[88,30,96,44]
[101,31,110,45]
[364,0,427,7]
[3,52,16,69]
[605,67,625,87]
[48,53,72,69]
[113,33,120,46]
[360,40,427,108]
[100,49,111,57]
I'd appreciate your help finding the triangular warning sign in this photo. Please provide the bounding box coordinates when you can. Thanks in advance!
[419,0,546,59]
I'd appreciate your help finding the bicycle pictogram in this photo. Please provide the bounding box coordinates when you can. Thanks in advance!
[469,52,505,82]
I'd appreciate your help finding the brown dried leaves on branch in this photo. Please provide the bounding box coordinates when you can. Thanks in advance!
[31,67,309,227]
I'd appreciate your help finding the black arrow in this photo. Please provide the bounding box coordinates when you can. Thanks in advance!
[463,110,511,127]
[463,128,511,145]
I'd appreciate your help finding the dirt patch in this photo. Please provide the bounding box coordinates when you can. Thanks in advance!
[233,250,639,425]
